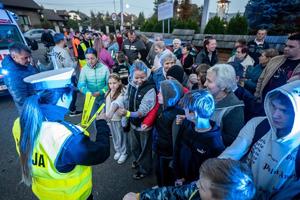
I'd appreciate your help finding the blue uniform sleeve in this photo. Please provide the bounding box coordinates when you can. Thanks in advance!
[55,120,110,172]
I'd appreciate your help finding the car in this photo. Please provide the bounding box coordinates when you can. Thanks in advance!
[23,28,55,42]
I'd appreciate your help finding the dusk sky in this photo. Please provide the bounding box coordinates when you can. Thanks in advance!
[35,0,249,18]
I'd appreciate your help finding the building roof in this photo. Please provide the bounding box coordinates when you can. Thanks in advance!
[41,9,65,21]
[69,10,89,20]
[1,0,41,10]
[56,10,68,16]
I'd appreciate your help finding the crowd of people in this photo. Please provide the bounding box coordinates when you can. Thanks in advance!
[2,27,300,200]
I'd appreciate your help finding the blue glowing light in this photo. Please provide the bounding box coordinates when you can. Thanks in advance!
[1,69,8,75]
[181,90,215,129]
[167,81,181,107]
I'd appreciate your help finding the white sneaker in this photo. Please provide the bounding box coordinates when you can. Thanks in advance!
[114,152,121,160]
[117,154,128,164]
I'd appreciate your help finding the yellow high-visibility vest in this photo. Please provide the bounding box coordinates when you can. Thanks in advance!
[79,40,94,68]
[12,118,92,200]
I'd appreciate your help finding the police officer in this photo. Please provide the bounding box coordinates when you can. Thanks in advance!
[12,68,110,200]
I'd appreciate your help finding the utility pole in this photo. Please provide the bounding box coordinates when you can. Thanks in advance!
[200,0,210,33]
[120,0,124,31]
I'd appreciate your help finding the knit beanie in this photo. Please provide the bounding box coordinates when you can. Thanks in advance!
[166,65,184,84]
[160,79,184,109]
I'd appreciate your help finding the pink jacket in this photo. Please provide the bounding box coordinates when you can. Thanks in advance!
[98,48,115,69]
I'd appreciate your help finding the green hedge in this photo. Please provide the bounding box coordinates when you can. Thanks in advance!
[141,17,199,33]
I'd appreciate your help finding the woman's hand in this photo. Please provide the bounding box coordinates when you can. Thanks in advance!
[117,108,127,116]
[141,124,148,130]
[92,92,100,97]
[123,192,138,200]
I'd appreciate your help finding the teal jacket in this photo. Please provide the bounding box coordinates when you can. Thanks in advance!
[78,62,110,100]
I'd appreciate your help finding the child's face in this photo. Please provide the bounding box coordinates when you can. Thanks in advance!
[158,88,163,105]
[163,59,175,73]
[108,78,121,92]
[133,70,147,86]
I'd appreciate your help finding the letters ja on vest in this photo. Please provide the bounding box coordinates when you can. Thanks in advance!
[12,118,92,200]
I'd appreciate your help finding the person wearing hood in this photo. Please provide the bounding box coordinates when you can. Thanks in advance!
[118,60,156,180]
[2,42,38,114]
[173,90,225,186]
[151,41,173,72]
[204,64,245,147]
[152,52,179,91]
[219,80,300,199]
[153,80,185,187]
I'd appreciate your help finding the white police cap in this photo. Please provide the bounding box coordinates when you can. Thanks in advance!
[24,68,74,90]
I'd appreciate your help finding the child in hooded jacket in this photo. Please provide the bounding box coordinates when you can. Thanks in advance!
[174,90,225,185]
[154,79,185,186]
[118,60,156,179]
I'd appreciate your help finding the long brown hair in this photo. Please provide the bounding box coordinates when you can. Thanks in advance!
[106,73,124,101]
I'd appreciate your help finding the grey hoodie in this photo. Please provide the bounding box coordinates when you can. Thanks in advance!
[219,80,300,199]
[124,64,156,130]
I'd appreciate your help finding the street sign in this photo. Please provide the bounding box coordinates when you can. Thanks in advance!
[111,12,117,21]
[158,1,173,21]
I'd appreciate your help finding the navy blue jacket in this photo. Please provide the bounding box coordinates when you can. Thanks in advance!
[39,104,110,173]
[234,85,255,122]
[2,55,38,113]
[174,120,225,183]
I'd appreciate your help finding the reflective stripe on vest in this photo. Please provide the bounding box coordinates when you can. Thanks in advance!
[79,41,94,68]
[12,118,92,200]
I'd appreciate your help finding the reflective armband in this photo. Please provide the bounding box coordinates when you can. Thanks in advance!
[126,111,131,118]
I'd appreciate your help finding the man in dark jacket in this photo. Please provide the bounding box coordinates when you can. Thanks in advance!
[247,29,269,66]
[77,30,93,67]
[2,42,38,114]
[122,30,147,65]
[41,29,55,48]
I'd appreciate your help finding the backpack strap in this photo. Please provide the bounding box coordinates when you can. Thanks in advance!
[58,121,82,136]
[242,118,270,160]
[252,118,270,145]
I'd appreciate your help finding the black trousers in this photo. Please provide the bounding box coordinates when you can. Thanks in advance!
[155,154,175,187]
[69,75,78,112]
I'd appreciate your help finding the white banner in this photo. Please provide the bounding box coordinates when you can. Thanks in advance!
[158,1,173,21]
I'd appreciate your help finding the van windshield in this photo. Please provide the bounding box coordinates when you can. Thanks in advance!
[0,25,24,50]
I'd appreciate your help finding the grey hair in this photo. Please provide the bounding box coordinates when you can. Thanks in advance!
[154,34,163,41]
[9,42,31,55]
[199,158,256,200]
[173,38,181,45]
[160,52,177,66]
[154,41,166,50]
[207,64,237,93]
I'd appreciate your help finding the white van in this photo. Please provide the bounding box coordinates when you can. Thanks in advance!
[0,4,36,96]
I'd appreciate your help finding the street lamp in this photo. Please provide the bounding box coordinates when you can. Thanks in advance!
[217,0,230,20]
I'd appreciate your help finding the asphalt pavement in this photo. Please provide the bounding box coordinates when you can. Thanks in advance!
[0,44,156,200]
